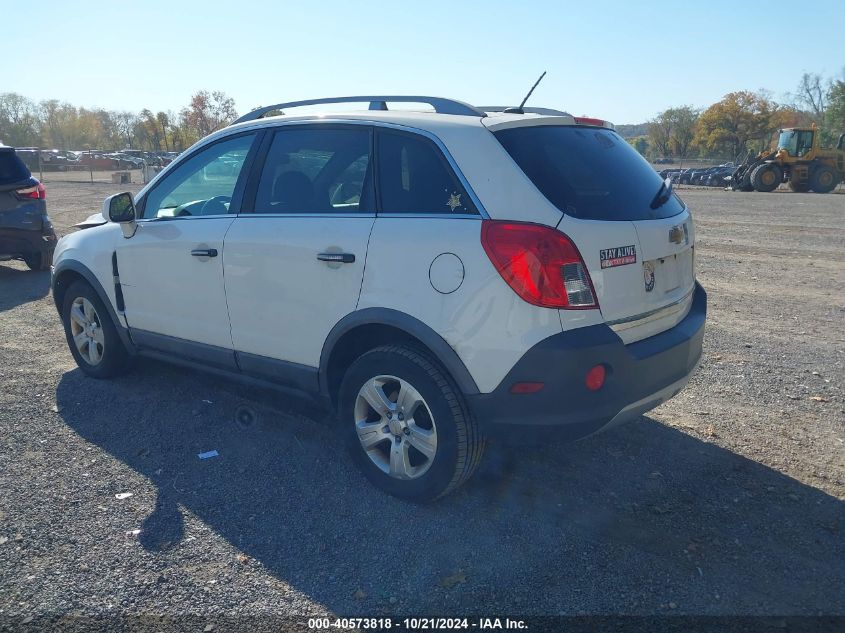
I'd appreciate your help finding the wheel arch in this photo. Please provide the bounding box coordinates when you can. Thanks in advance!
[319,308,480,408]
[52,259,135,352]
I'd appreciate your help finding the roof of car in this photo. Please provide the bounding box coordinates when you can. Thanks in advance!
[225,108,591,136]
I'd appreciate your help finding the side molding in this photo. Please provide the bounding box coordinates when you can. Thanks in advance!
[319,308,480,397]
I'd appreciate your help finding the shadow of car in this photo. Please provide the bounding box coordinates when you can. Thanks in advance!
[54,359,845,615]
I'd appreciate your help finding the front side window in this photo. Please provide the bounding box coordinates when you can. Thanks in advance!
[141,133,256,219]
[254,127,373,214]
[376,131,477,215]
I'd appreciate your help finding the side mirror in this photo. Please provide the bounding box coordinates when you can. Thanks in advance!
[102,192,137,238]
[103,192,136,223]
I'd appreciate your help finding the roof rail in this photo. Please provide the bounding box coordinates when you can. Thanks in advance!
[477,106,571,116]
[233,96,486,124]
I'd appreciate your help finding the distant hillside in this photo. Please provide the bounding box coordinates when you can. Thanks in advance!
[615,123,648,138]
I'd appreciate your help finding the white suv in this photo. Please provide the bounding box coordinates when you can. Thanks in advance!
[51,96,706,501]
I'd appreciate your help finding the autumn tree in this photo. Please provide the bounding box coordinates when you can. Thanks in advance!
[185,90,237,138]
[695,91,775,159]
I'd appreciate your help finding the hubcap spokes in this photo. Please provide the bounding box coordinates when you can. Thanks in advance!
[354,375,437,480]
[69,297,104,365]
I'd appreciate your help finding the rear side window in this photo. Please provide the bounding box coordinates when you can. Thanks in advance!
[495,126,684,221]
[376,131,477,215]
[0,150,31,185]
[254,127,373,214]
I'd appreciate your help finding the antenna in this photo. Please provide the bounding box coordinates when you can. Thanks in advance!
[504,71,547,114]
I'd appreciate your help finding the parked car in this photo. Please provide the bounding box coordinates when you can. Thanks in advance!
[13,148,41,171]
[705,167,735,187]
[0,146,56,270]
[51,96,706,501]
[75,152,120,170]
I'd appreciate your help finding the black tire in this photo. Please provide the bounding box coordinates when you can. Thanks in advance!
[809,164,838,194]
[22,249,52,271]
[751,163,782,192]
[61,280,130,379]
[339,344,485,502]
[788,180,810,193]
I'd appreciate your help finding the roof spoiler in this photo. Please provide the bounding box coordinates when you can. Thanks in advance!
[477,106,571,116]
[233,96,486,125]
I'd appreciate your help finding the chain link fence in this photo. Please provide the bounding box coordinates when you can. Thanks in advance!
[16,149,165,185]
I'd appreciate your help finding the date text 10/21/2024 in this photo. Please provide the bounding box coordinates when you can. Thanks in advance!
[307,618,528,630]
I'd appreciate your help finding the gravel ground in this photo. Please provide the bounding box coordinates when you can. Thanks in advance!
[0,183,843,628]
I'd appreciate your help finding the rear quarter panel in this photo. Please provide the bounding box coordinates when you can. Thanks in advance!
[357,217,564,393]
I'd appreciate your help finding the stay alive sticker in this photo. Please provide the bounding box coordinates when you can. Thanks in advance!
[600,245,637,269]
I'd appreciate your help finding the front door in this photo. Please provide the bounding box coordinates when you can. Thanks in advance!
[224,126,375,386]
[118,132,258,367]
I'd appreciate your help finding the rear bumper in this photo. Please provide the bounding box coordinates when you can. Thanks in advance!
[0,226,57,257]
[466,283,706,441]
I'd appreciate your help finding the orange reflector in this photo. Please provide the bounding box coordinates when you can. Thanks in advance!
[585,365,606,391]
[509,381,545,394]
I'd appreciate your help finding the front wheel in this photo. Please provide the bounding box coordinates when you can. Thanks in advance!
[339,345,485,502]
[61,281,130,378]
[751,163,782,192]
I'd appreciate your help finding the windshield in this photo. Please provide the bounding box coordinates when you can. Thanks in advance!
[495,125,685,221]
[777,130,798,155]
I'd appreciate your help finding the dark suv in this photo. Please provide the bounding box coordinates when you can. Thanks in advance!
[0,146,56,270]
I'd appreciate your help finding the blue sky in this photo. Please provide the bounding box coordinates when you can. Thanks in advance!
[3,0,843,123]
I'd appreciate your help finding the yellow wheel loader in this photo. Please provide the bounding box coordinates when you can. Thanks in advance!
[731,125,845,193]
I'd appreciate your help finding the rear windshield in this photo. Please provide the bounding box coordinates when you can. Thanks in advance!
[495,126,685,221]
[0,150,31,185]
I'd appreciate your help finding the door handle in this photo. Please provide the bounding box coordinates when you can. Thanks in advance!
[317,252,355,264]
[191,248,218,258]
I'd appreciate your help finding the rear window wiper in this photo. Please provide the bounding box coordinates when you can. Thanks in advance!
[650,177,673,210]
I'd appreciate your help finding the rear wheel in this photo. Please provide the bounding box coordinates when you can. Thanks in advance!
[809,164,838,193]
[22,249,52,271]
[61,281,130,378]
[339,345,485,502]
[751,163,782,192]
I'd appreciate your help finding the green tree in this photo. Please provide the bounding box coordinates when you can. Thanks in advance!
[0,93,40,146]
[647,112,673,159]
[824,72,845,143]
[667,106,699,160]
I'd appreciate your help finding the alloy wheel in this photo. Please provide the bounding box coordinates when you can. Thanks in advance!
[68,297,104,365]
[354,375,438,480]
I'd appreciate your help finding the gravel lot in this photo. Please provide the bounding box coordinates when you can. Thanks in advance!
[1,182,843,628]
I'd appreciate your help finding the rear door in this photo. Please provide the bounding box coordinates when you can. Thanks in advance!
[223,125,375,385]
[494,124,694,341]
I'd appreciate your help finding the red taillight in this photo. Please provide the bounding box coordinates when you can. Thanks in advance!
[15,182,46,200]
[585,364,606,391]
[480,220,598,309]
[574,117,607,127]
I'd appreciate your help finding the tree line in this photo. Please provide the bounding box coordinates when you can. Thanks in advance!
[0,90,238,152]
[635,70,845,161]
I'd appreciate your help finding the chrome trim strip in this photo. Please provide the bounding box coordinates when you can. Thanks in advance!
[607,287,695,331]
